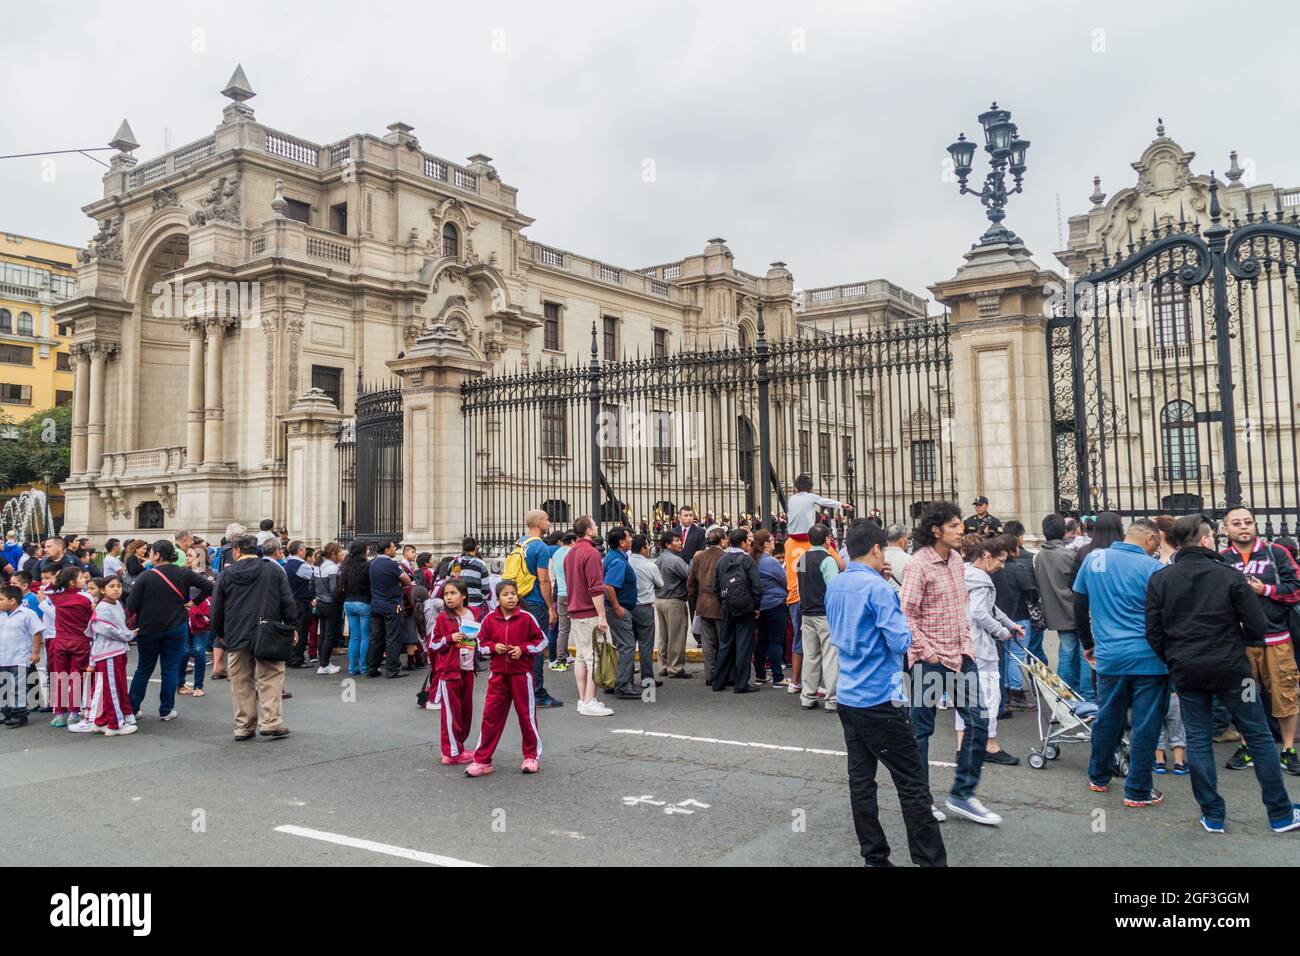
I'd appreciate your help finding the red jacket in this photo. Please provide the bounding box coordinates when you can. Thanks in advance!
[477,606,547,675]
[51,588,95,646]
[563,538,606,619]
[428,606,484,677]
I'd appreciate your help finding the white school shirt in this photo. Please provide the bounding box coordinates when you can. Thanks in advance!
[786,491,842,535]
[103,553,124,577]
[0,605,44,667]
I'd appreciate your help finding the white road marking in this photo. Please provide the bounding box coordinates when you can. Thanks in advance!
[609,729,958,768]
[274,824,486,867]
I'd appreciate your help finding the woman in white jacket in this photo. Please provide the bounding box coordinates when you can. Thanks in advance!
[956,538,1023,765]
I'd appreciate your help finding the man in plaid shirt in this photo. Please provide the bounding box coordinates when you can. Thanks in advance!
[901,500,1006,827]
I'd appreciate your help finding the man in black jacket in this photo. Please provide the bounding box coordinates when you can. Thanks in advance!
[125,539,214,720]
[712,526,764,694]
[211,533,298,741]
[991,528,1037,711]
[1145,514,1299,833]
[675,506,706,572]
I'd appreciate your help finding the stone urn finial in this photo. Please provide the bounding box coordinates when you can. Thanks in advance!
[271,178,288,218]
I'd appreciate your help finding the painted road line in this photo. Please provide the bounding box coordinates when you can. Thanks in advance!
[274,824,486,867]
[610,728,958,768]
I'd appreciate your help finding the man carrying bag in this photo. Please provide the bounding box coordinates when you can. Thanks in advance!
[211,532,298,741]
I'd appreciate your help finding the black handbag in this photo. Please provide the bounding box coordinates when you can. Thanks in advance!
[416,670,432,709]
[251,566,296,662]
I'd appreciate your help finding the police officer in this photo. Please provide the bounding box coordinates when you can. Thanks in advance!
[963,497,1003,538]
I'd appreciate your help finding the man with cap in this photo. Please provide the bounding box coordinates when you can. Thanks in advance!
[964,497,1003,539]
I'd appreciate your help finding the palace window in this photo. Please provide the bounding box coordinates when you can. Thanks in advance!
[798,429,811,474]
[603,316,618,361]
[543,302,561,352]
[0,310,10,333]
[136,501,164,529]
[1161,399,1199,481]
[285,199,311,224]
[653,327,668,360]
[542,403,567,458]
[818,431,831,477]
[329,202,348,236]
[0,383,31,405]
[311,365,343,409]
[55,390,72,407]
[0,344,33,366]
[442,222,459,259]
[738,324,750,350]
[911,440,937,482]
[56,351,71,372]
[1153,285,1191,351]
[653,410,672,464]
[17,312,33,336]
[600,403,622,461]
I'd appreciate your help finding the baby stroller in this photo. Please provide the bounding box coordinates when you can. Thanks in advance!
[1018,651,1127,772]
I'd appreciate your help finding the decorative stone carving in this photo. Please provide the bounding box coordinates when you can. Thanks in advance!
[154,483,178,517]
[271,177,288,218]
[262,317,278,458]
[151,187,179,212]
[189,172,242,226]
[306,288,351,308]
[286,314,304,396]
[77,216,123,264]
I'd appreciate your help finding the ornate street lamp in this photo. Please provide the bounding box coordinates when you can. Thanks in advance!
[845,452,856,513]
[948,101,1031,245]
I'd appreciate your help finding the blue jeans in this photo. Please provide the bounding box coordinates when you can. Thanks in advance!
[343,601,371,674]
[523,602,550,698]
[1026,624,1046,667]
[1056,629,1094,702]
[1088,672,1169,801]
[178,628,210,690]
[910,657,987,801]
[129,622,187,718]
[1001,619,1031,691]
[1180,687,1293,825]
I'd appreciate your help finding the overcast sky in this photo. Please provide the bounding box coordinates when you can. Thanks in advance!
[4,0,1298,308]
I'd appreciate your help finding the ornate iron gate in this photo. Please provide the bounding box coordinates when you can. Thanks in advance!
[461,312,955,553]
[346,382,403,543]
[1048,179,1300,535]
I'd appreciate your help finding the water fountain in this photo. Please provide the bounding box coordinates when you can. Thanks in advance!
[0,487,53,542]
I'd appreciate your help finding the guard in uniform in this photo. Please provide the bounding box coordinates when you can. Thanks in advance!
[963,496,1003,538]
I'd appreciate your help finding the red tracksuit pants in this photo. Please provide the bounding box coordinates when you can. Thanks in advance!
[49,638,91,714]
[472,671,541,764]
[437,668,476,759]
[90,654,134,730]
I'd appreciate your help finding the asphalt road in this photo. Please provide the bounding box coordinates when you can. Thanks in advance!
[3,636,1297,867]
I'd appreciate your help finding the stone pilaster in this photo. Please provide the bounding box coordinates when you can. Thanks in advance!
[929,241,1063,530]
[387,323,491,551]
[280,387,347,547]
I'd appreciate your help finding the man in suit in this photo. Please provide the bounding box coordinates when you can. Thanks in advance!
[687,527,727,685]
[677,506,706,567]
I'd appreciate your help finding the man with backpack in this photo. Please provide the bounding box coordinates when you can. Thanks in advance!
[504,510,563,708]
[712,527,764,694]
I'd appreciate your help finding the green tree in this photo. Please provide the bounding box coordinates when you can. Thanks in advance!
[0,405,71,488]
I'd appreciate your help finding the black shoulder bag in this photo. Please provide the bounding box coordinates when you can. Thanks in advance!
[252,565,297,662]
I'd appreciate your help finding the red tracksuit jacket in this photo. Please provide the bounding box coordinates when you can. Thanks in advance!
[476,607,547,674]
[428,607,485,678]
[50,588,95,648]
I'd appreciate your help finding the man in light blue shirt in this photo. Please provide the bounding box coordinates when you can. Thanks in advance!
[1073,517,1168,806]
[827,521,945,867]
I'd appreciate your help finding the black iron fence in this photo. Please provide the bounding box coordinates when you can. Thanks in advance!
[1048,178,1300,537]
[338,381,403,545]
[461,312,955,553]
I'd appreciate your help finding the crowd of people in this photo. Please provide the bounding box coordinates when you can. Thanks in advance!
[3,483,1300,865]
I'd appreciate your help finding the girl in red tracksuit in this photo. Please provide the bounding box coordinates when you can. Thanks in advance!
[48,567,95,725]
[465,581,548,777]
[427,578,483,765]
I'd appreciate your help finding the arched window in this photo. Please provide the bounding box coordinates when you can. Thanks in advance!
[17,312,33,336]
[442,222,459,259]
[136,501,164,529]
[738,324,751,349]
[1161,399,1199,481]
[0,310,10,333]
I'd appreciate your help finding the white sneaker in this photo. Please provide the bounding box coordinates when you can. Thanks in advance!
[160,710,179,722]
[67,719,99,733]
[578,699,613,717]
[125,714,137,726]
[104,723,138,737]
[786,682,801,695]
[317,664,341,675]
[425,700,438,711]
[931,804,947,822]
[945,796,1002,826]
[824,701,838,712]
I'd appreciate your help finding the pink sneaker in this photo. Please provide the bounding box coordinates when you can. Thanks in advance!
[464,761,493,777]
[456,752,475,764]
[440,755,458,765]
[521,758,539,774]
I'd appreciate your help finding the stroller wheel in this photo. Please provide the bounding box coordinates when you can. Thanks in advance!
[1044,744,1059,760]
[1118,757,1131,777]
[1028,751,1047,769]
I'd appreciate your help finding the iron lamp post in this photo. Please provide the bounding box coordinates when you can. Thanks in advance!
[948,101,1031,246]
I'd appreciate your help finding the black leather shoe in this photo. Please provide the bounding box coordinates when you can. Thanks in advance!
[258,726,291,738]
[615,690,642,700]
[733,685,759,694]
[668,672,692,679]
[234,733,254,741]
[984,749,1020,766]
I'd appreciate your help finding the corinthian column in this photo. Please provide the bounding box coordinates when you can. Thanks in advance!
[202,316,232,466]
[85,344,114,475]
[69,344,90,477]
[184,317,206,467]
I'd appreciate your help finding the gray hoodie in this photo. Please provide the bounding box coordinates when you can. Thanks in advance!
[964,563,1016,663]
[1033,539,1077,631]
